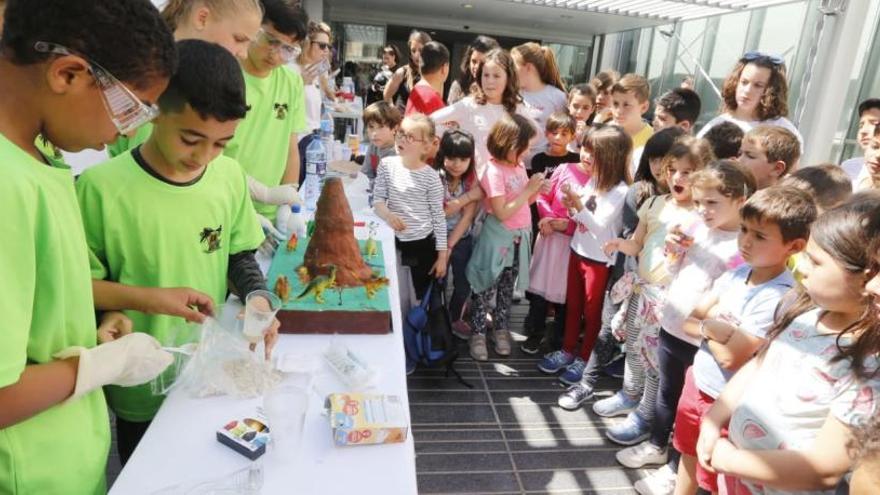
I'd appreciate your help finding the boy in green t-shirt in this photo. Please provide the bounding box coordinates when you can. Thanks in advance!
[0,1,177,493]
[77,39,277,464]
[224,0,309,221]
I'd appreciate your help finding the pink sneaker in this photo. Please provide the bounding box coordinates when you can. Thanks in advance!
[451,320,473,340]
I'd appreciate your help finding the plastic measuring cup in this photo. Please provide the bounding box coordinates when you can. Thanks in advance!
[243,290,281,344]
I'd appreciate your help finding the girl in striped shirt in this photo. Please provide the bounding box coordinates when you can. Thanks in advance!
[373,113,448,302]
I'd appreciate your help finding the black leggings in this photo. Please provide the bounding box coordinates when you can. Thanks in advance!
[651,328,699,448]
[396,235,437,300]
[115,417,152,466]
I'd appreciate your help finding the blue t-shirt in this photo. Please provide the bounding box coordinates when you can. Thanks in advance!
[692,264,794,398]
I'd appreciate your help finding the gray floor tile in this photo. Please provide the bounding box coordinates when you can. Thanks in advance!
[417,452,516,473]
[519,467,642,493]
[410,403,500,425]
[417,471,521,494]
[512,450,621,471]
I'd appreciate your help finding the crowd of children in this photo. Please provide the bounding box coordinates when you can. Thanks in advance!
[3,1,880,494]
[360,29,880,495]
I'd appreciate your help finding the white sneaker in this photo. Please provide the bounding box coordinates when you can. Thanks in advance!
[615,440,668,469]
[634,463,676,495]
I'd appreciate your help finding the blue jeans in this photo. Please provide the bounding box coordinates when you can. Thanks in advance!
[448,235,473,321]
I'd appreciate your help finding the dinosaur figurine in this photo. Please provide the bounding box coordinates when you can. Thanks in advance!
[295,266,310,285]
[363,222,379,259]
[286,232,298,252]
[363,271,389,299]
[295,265,338,304]
[274,275,291,303]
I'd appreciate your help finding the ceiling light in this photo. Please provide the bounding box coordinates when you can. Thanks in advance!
[461,3,473,8]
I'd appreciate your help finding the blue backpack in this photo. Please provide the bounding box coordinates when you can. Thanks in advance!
[403,279,471,387]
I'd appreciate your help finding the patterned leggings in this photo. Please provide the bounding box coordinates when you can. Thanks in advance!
[470,250,520,336]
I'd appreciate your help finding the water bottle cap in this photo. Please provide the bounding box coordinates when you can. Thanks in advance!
[291,204,301,213]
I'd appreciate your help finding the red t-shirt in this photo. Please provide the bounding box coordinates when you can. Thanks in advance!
[405,84,445,116]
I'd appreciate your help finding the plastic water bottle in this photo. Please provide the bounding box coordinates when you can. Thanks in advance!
[276,203,307,237]
[320,106,335,151]
[288,204,307,238]
[303,131,327,212]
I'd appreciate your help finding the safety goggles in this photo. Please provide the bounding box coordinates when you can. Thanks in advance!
[741,50,785,67]
[257,29,302,62]
[34,41,159,135]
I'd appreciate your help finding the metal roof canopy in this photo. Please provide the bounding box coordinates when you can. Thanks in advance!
[500,0,805,22]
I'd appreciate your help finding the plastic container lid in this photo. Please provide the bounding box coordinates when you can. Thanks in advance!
[291,204,301,214]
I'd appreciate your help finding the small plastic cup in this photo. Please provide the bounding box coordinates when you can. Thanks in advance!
[263,381,309,464]
[243,290,281,344]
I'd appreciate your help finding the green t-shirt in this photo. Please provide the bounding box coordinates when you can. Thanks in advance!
[0,134,109,494]
[76,148,264,421]
[106,123,153,158]
[224,66,307,220]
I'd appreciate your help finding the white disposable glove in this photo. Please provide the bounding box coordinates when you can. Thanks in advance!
[53,333,174,402]
[257,213,286,242]
[247,176,301,206]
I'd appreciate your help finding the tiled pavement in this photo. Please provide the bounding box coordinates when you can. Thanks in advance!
[408,303,645,495]
[106,301,646,494]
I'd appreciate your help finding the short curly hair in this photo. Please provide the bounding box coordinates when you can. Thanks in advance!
[2,0,177,89]
[720,57,789,121]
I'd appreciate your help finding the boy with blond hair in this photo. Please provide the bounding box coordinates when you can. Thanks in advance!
[611,73,653,176]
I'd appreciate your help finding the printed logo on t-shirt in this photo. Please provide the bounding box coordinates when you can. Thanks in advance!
[273,103,289,120]
[199,225,223,253]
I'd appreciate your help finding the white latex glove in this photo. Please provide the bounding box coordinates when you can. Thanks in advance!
[53,333,173,402]
[257,213,286,242]
[247,176,301,206]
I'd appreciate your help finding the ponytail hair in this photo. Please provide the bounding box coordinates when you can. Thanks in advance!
[161,0,262,32]
[512,42,566,92]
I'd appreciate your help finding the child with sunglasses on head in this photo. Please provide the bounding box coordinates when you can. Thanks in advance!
[434,130,482,339]
[698,195,880,495]
[466,114,547,361]
[537,126,631,384]
[0,0,177,492]
[372,114,447,309]
[697,51,802,147]
[559,137,709,438]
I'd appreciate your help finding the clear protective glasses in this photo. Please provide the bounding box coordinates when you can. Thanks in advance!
[34,41,159,135]
[257,29,302,62]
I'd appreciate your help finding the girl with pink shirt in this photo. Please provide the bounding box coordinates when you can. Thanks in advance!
[465,114,548,361]
[522,145,591,354]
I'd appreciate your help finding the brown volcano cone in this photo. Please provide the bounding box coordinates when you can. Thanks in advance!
[302,178,373,287]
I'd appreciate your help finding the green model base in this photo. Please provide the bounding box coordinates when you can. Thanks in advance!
[267,239,391,313]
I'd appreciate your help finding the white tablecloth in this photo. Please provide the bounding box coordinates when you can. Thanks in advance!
[109,188,416,494]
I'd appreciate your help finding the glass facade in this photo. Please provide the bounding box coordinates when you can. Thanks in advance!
[595,0,880,163]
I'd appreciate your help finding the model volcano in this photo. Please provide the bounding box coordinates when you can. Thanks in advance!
[302,178,374,286]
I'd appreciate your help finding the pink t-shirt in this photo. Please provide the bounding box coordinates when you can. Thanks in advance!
[481,157,531,230]
[536,162,591,235]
